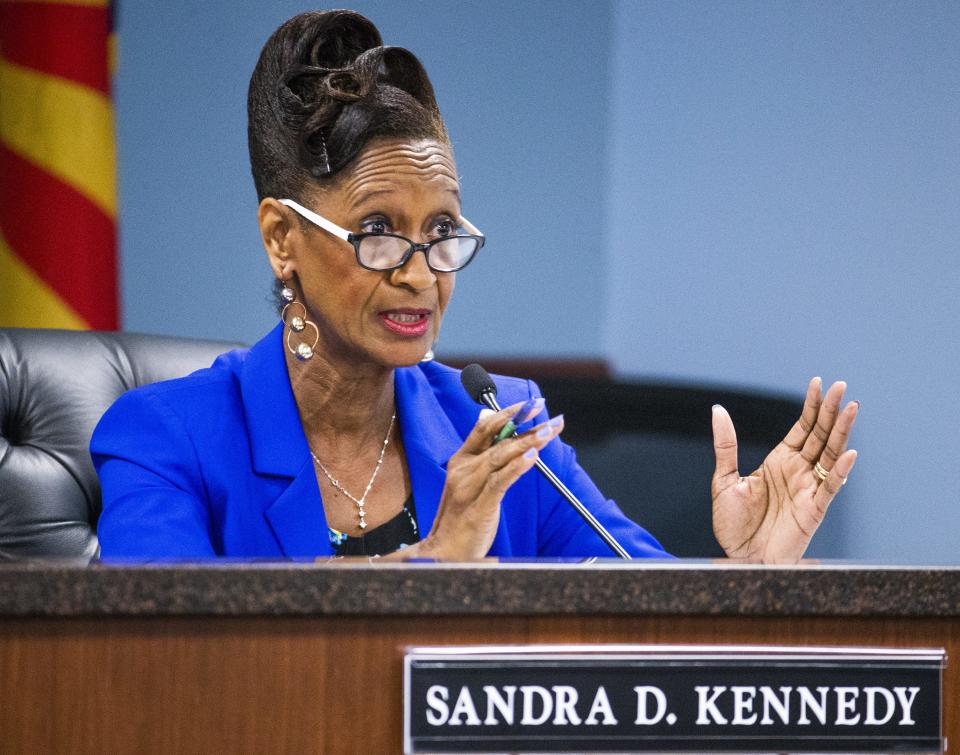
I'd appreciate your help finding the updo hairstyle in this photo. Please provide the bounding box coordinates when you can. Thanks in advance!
[247,10,450,202]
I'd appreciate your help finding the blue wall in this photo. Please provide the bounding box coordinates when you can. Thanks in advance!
[605,0,960,562]
[114,1,960,562]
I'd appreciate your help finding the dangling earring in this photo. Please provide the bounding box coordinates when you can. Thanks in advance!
[280,280,319,361]
[421,339,437,363]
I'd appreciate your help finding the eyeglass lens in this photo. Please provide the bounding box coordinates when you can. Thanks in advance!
[358,235,479,272]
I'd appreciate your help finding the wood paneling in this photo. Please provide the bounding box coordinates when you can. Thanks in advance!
[0,615,955,754]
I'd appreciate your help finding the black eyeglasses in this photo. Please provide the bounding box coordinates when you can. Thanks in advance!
[279,198,485,273]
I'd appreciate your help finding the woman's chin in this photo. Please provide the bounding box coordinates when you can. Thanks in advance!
[393,346,434,367]
[370,339,434,368]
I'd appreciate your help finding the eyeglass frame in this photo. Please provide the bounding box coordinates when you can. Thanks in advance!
[278,198,485,273]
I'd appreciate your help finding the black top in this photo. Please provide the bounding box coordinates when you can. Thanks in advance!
[328,495,420,557]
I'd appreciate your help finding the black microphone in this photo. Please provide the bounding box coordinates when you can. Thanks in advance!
[460,363,632,560]
[461,363,499,406]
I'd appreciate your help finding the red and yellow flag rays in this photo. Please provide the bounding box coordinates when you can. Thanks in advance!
[0,0,118,330]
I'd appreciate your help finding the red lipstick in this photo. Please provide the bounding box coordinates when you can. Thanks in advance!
[378,308,431,337]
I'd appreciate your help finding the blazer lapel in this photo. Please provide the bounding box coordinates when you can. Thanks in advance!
[394,366,514,557]
[241,323,309,478]
[394,366,460,540]
[241,324,332,557]
[264,457,333,557]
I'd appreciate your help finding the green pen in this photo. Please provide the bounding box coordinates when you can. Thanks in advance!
[492,396,544,444]
[494,419,517,444]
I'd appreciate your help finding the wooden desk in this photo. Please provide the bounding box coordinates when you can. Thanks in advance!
[0,562,957,754]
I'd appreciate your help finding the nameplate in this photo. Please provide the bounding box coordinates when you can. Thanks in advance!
[402,645,944,753]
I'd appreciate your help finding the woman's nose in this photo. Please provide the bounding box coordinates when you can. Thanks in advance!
[389,246,436,291]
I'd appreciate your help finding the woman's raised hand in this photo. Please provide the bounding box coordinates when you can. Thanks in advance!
[419,401,564,560]
[711,378,859,564]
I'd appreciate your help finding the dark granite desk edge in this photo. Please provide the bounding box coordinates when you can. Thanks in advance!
[1,563,958,618]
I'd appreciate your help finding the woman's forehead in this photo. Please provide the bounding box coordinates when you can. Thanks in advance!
[334,139,460,208]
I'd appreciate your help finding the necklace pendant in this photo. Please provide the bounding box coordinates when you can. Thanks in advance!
[310,411,396,535]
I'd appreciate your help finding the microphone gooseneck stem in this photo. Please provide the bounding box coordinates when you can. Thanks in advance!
[479,390,632,560]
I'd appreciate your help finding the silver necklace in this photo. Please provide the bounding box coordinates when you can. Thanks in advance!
[311,411,396,530]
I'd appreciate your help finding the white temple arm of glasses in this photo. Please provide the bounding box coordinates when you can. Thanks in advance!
[280,197,484,239]
[278,198,352,241]
[458,216,483,237]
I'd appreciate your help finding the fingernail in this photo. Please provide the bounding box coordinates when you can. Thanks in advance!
[854,400,861,409]
[523,447,537,460]
[479,408,495,419]
[511,398,537,420]
[712,404,722,412]
[512,397,545,423]
[536,425,552,439]
[548,414,564,428]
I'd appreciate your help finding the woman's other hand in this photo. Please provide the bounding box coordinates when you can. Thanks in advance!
[711,377,859,564]
[412,401,563,560]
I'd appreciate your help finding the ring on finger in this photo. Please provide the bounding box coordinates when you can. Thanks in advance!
[813,461,829,482]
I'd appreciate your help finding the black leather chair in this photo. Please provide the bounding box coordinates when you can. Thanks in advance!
[0,329,241,561]
[531,377,800,557]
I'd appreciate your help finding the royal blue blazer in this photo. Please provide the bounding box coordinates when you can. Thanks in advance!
[91,323,669,559]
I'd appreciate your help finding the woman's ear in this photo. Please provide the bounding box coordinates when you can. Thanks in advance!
[258,198,297,280]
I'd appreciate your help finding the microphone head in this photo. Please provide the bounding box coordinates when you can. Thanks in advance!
[460,363,497,404]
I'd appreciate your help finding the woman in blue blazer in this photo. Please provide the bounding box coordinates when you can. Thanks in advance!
[93,10,859,561]
[93,321,669,559]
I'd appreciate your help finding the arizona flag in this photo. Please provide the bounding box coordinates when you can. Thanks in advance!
[0,0,119,330]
